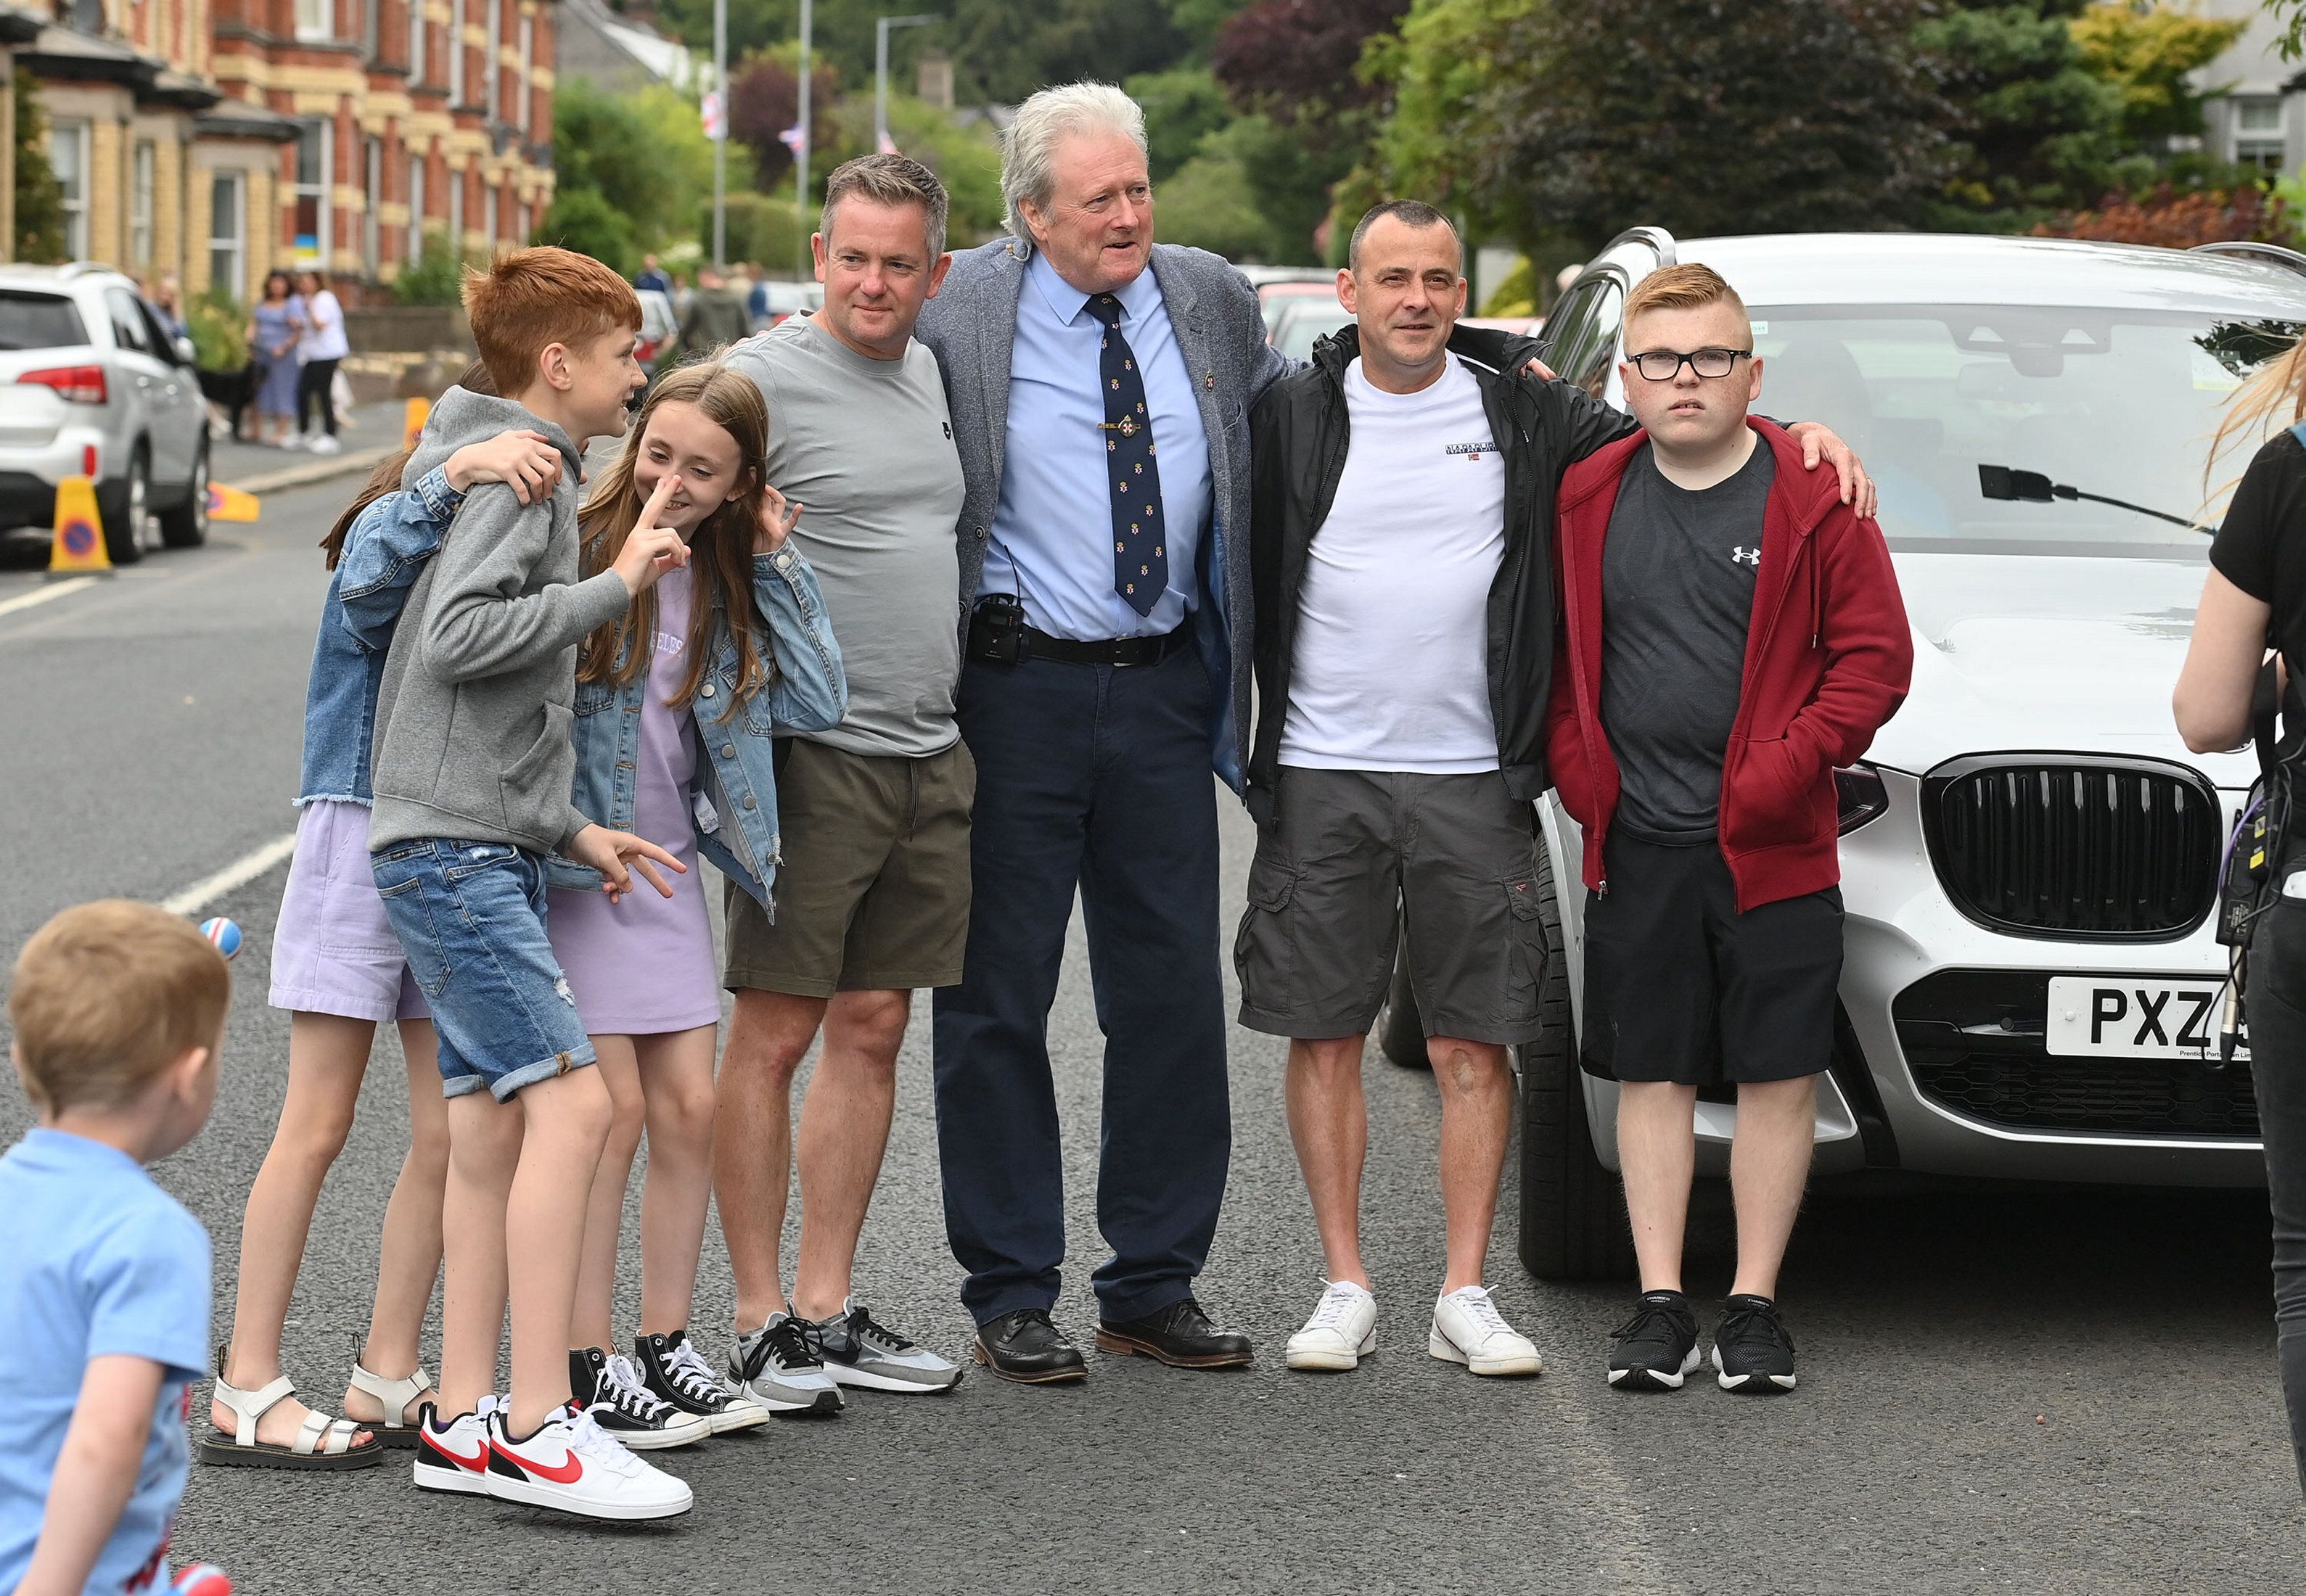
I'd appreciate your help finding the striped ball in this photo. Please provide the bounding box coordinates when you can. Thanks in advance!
[197,918,242,961]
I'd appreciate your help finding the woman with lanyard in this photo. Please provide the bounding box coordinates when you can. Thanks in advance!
[2175,342,2306,1502]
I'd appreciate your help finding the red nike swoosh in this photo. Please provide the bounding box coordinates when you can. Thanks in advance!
[503,1441,583,1484]
[428,1433,488,1470]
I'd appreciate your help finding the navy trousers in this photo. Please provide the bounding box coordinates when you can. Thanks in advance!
[932,644,1231,1325]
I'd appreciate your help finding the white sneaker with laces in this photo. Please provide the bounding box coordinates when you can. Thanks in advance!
[1284,1280,1378,1371]
[411,1394,498,1494]
[307,434,343,456]
[485,1404,692,1521]
[1429,1286,1543,1376]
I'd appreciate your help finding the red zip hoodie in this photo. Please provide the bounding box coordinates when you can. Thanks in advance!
[1543,419,1913,913]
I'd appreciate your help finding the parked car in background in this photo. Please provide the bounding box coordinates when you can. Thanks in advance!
[1259,279,1337,336]
[1377,229,2301,1279]
[1270,300,1355,363]
[761,281,824,326]
[0,262,209,564]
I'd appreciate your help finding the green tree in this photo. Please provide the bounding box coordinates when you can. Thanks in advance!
[536,188,641,277]
[394,227,473,306]
[2070,1,2246,144]
[1364,0,1949,258]
[552,78,717,251]
[1126,65,1233,184]
[1157,139,1281,260]
[13,67,64,265]
[1914,1,2129,225]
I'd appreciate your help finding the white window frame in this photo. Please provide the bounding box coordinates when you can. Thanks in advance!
[449,0,466,102]
[209,170,245,303]
[451,165,467,247]
[409,0,424,78]
[364,135,382,268]
[130,140,155,271]
[485,0,502,120]
[51,119,89,260]
[518,14,533,131]
[483,180,497,253]
[295,0,333,43]
[406,150,425,262]
[295,118,333,266]
[2234,95,2286,172]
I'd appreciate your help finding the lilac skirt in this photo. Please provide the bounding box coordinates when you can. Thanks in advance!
[269,797,428,1022]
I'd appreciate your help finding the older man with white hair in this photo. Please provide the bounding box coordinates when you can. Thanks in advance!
[912,81,1281,1381]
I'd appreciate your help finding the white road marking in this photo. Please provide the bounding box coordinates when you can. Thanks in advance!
[160,831,298,916]
[0,577,94,618]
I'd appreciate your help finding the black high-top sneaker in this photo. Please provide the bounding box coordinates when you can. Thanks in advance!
[633,1330,770,1434]
[567,1346,710,1449]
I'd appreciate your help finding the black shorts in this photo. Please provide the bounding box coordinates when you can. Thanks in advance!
[1580,832,1841,1086]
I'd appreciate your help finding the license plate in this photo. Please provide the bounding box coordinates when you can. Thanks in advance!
[2043,976,2243,1061]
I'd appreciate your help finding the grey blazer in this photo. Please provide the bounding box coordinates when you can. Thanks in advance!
[914,236,1289,789]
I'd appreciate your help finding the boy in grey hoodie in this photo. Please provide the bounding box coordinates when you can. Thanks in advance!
[367,248,697,1521]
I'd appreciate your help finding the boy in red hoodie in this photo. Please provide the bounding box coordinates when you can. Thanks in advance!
[1544,264,1911,1394]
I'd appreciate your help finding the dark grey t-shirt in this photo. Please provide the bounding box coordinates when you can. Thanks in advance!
[1599,440,1776,842]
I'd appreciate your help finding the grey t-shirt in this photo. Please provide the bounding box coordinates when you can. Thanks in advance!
[723,316,967,758]
[1599,440,1775,842]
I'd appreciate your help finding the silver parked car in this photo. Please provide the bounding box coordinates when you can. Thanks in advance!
[1379,230,2297,1278]
[0,262,210,564]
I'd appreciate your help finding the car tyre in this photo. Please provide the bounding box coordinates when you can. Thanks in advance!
[1375,928,1430,1069]
[97,443,150,567]
[1517,850,1636,1282]
[157,439,209,548]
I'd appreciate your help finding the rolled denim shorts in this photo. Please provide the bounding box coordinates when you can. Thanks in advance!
[370,838,596,1101]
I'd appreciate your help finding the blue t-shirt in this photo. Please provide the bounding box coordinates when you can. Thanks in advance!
[0,1129,210,1596]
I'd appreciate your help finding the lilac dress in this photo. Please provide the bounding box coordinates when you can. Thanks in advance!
[547,567,721,1035]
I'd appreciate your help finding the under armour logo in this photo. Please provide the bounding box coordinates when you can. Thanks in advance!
[1731,546,1761,567]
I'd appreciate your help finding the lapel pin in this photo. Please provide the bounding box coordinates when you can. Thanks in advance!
[1205,371,1215,390]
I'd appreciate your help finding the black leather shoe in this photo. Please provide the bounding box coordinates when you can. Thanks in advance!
[972,1309,1087,1384]
[1096,1296,1253,1369]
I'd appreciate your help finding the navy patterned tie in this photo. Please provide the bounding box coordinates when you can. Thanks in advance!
[1084,292,1166,617]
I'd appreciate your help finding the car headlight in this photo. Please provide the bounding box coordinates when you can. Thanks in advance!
[1835,763,1889,835]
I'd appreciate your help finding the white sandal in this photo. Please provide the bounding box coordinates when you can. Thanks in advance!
[345,1359,435,1449]
[199,1347,382,1470]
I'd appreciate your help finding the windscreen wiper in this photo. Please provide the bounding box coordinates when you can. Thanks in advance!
[1978,464,2201,531]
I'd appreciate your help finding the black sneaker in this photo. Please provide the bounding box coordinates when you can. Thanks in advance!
[1607,1290,1699,1391]
[1711,1295,1798,1394]
[633,1330,771,1434]
[569,1346,710,1449]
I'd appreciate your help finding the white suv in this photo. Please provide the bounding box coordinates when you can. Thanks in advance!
[0,262,210,564]
[1379,230,2299,1278]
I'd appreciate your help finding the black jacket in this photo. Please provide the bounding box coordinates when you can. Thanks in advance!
[1244,324,1637,826]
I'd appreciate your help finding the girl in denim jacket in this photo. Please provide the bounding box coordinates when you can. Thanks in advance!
[208,372,566,1468]
[549,361,846,1438]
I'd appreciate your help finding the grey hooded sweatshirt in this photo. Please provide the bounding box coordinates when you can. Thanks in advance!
[366,387,631,856]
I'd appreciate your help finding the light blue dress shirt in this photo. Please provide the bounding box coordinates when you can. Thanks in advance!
[983,250,1214,641]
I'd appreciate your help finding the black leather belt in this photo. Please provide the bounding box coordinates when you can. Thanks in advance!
[967,600,1190,668]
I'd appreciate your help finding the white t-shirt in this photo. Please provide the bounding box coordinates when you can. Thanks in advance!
[1279,356,1506,774]
[299,289,349,361]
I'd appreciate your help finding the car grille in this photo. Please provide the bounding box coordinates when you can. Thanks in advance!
[1892,970,2257,1139]
[1921,757,2220,940]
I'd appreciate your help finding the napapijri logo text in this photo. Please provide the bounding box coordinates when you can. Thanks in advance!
[1445,441,1498,460]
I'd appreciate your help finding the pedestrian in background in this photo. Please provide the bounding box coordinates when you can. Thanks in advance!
[713,155,973,1407]
[0,902,229,1596]
[636,252,673,298]
[248,271,303,448]
[206,365,565,1474]
[744,264,772,332]
[151,275,187,342]
[2175,338,2306,1501]
[661,263,750,371]
[912,81,1282,1381]
[552,361,845,1441]
[1549,264,1908,1396]
[293,270,349,456]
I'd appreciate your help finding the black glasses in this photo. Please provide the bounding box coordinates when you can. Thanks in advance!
[1628,347,1752,382]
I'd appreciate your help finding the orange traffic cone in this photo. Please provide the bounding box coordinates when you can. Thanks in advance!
[404,395,431,451]
[46,474,112,579]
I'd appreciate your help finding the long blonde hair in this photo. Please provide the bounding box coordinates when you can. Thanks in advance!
[2206,331,2306,515]
[575,361,776,715]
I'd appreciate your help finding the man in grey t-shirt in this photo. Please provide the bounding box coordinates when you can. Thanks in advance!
[711,157,973,1409]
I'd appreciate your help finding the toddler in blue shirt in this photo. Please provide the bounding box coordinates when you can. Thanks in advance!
[1,900,230,1596]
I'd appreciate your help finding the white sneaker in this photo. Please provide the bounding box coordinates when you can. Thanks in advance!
[411,1394,498,1495]
[1284,1280,1378,1371]
[1429,1286,1543,1376]
[275,433,302,451]
[307,434,342,456]
[485,1404,692,1521]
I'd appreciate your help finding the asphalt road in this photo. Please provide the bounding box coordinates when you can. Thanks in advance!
[1,481,2302,1594]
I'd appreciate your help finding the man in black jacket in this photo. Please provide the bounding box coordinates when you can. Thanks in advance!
[1239,201,1868,1378]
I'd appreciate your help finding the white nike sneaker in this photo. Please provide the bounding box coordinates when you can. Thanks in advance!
[307,434,343,456]
[1284,1280,1378,1371]
[411,1394,498,1495]
[1429,1286,1543,1376]
[485,1404,692,1521]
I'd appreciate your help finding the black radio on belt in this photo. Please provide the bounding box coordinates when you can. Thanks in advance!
[969,593,1030,664]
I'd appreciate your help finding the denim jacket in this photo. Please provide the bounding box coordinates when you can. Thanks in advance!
[544,543,847,910]
[295,466,464,805]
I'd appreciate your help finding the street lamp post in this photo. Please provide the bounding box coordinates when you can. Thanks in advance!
[874,13,940,156]
[795,0,812,277]
[712,0,726,267]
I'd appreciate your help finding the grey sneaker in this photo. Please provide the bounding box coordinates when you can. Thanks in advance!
[726,1313,842,1417]
[802,1301,964,1394]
